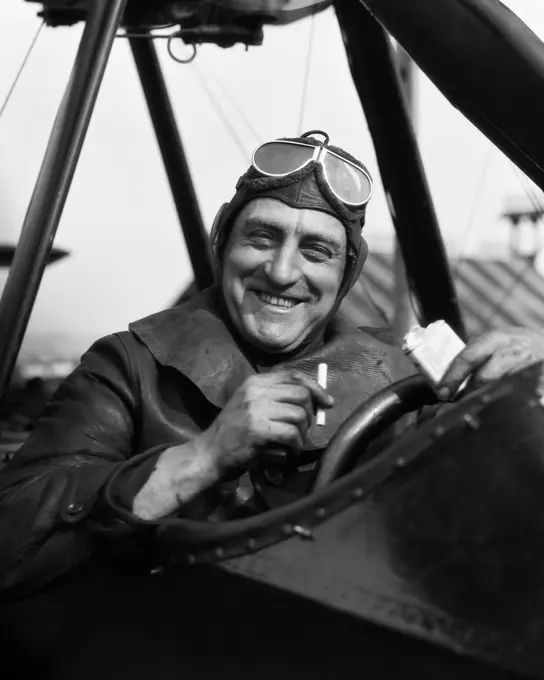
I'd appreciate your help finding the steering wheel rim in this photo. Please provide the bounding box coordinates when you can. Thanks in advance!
[104,375,437,558]
[312,375,437,491]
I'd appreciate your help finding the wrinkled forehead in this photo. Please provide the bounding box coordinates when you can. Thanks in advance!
[229,197,347,247]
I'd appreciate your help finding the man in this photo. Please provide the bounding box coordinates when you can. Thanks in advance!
[0,130,543,599]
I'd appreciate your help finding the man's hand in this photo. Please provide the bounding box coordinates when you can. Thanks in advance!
[437,327,544,400]
[201,369,334,476]
[133,369,333,520]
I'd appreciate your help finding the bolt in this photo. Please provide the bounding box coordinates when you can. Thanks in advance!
[292,525,314,540]
[463,413,479,430]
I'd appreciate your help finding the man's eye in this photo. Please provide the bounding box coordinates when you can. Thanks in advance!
[303,246,332,261]
[250,231,275,245]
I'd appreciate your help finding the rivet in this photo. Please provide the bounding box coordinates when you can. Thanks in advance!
[463,413,479,430]
[214,547,224,559]
[315,506,327,518]
[281,523,294,536]
[352,487,364,500]
[246,538,257,550]
[186,554,196,565]
[66,501,84,515]
[481,393,492,404]
[395,457,406,468]
[292,525,314,540]
[432,426,445,439]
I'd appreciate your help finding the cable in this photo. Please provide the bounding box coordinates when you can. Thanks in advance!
[297,14,316,134]
[509,164,544,232]
[452,143,494,273]
[197,57,261,144]
[191,61,250,162]
[515,168,544,218]
[0,20,45,123]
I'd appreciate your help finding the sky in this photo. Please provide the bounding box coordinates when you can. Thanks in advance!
[0,0,543,370]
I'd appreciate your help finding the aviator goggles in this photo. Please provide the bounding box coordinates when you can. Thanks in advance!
[251,138,374,207]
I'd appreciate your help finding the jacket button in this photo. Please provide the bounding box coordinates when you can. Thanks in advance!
[67,501,84,515]
[264,468,284,486]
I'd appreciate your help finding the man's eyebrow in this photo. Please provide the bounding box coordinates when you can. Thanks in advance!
[244,216,343,250]
[243,216,283,231]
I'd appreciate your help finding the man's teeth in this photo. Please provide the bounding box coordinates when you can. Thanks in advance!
[257,292,298,308]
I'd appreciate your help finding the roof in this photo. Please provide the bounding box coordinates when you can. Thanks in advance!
[357,252,544,337]
[175,253,544,339]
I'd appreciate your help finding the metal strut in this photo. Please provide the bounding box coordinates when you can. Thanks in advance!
[335,0,466,339]
[129,34,214,292]
[0,0,128,410]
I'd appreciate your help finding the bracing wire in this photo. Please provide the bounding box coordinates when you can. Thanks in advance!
[192,61,250,162]
[197,58,261,144]
[512,165,544,218]
[297,13,316,134]
[452,143,494,274]
[0,20,45,123]
[484,164,544,327]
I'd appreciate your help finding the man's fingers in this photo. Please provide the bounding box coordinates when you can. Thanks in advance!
[253,385,314,423]
[268,403,310,431]
[467,346,541,384]
[290,371,334,408]
[271,422,304,451]
[438,351,489,399]
[251,369,334,407]
[438,330,526,398]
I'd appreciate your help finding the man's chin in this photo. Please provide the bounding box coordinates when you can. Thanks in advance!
[244,328,305,354]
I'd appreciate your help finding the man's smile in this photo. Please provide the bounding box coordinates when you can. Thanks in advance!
[221,199,347,351]
[250,289,305,312]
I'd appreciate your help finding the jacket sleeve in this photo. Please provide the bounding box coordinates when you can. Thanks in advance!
[0,333,167,599]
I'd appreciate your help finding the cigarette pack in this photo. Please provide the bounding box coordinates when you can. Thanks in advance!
[402,320,466,386]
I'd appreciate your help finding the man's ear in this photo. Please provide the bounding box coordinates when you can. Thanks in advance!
[210,203,230,257]
[209,203,231,285]
[358,236,369,269]
[348,237,368,286]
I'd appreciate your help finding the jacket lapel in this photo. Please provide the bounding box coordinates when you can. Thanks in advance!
[128,288,417,450]
[129,288,254,409]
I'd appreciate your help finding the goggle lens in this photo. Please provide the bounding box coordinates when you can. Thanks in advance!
[323,152,373,205]
[253,142,316,175]
[252,141,372,206]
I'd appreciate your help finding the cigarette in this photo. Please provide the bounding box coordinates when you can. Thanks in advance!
[316,362,328,426]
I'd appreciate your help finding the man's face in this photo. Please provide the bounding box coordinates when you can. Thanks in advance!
[222,198,347,353]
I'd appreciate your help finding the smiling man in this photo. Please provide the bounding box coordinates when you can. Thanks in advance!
[221,199,347,353]
[2,130,544,597]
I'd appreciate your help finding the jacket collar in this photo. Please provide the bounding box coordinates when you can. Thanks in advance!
[128,286,417,449]
[129,287,253,409]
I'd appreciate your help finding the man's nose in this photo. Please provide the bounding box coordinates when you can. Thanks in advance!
[264,246,301,287]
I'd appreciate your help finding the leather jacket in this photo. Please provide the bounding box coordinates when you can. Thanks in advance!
[0,287,417,598]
